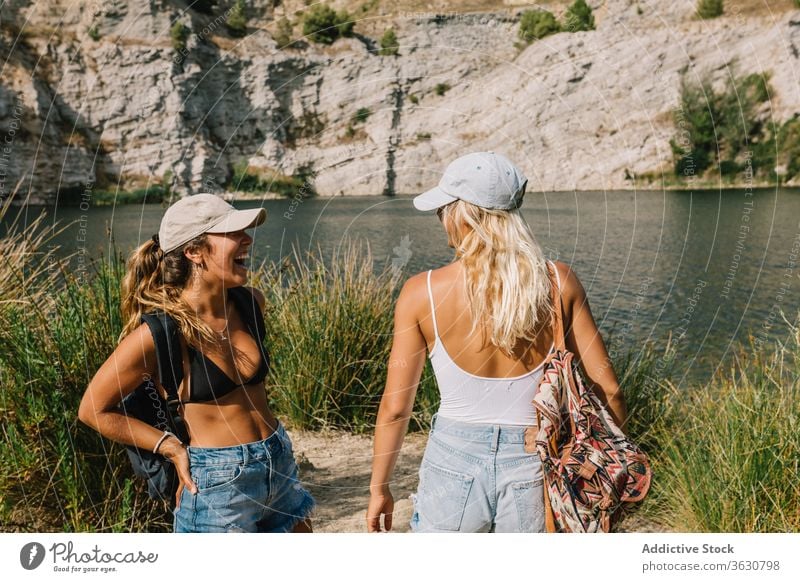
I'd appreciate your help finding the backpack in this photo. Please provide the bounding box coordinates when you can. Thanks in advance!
[118,312,188,506]
[531,263,652,532]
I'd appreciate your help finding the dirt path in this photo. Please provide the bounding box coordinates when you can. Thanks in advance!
[286,428,667,533]
[287,429,426,533]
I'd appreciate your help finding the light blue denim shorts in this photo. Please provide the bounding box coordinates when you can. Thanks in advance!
[173,422,315,533]
[410,413,545,533]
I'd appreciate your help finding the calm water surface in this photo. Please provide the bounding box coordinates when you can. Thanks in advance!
[6,188,800,386]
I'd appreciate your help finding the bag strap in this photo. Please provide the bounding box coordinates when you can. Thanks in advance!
[547,261,566,351]
[141,312,184,404]
[141,312,189,444]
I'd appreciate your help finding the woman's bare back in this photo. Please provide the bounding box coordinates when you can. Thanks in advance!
[416,261,556,378]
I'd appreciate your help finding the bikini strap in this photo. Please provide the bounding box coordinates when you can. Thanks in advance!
[426,270,440,339]
[547,260,566,351]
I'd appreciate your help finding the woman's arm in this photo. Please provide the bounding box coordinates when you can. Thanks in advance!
[77,324,196,497]
[367,275,428,532]
[556,262,629,432]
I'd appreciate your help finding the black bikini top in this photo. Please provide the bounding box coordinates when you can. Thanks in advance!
[185,286,270,403]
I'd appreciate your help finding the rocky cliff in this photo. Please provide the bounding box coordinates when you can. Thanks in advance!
[1,0,798,204]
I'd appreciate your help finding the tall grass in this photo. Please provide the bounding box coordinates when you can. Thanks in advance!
[0,255,169,532]
[642,330,800,532]
[260,243,438,432]
[0,192,64,305]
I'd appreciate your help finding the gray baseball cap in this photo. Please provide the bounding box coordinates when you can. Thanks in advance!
[413,151,528,211]
[158,193,266,254]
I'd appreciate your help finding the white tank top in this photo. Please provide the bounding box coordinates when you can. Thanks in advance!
[426,260,560,425]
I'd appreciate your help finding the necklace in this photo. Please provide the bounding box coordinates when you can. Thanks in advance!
[213,303,233,341]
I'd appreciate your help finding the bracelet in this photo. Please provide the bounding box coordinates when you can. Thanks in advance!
[153,431,179,454]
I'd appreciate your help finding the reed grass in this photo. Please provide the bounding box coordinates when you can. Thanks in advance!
[259,242,439,432]
[640,329,800,532]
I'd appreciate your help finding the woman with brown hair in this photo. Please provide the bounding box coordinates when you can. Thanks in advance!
[367,152,628,533]
[78,194,314,533]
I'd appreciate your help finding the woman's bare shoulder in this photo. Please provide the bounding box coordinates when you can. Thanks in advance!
[550,260,588,307]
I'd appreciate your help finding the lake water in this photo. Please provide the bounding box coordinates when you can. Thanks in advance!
[5,188,800,387]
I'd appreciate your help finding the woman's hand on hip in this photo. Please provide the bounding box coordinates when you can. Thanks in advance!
[160,436,197,505]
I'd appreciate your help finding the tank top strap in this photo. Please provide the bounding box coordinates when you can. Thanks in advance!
[549,259,562,291]
[426,270,440,339]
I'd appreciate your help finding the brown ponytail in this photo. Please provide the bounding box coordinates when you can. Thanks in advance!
[119,234,221,347]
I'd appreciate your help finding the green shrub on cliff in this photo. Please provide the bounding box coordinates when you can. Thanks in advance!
[170,22,189,54]
[778,116,800,182]
[670,71,776,181]
[274,17,294,47]
[518,9,560,43]
[303,4,354,44]
[696,0,724,19]
[379,28,399,56]
[564,0,595,32]
[226,0,248,37]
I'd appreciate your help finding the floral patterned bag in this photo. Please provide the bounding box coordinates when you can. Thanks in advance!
[529,263,652,532]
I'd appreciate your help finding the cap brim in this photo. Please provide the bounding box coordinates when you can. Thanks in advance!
[206,207,267,233]
[413,187,457,211]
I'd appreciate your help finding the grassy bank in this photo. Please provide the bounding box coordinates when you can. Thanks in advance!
[0,208,798,532]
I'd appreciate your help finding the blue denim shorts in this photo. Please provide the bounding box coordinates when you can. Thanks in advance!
[173,422,315,533]
[410,413,545,533]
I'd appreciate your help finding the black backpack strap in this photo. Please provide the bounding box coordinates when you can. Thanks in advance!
[140,312,188,443]
[141,312,185,401]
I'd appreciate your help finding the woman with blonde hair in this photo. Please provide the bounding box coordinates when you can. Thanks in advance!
[78,194,314,533]
[367,152,628,533]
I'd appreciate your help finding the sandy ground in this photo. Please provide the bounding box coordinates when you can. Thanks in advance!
[286,428,667,533]
[287,429,426,533]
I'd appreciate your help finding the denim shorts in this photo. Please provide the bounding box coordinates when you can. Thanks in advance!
[410,413,546,533]
[173,422,315,533]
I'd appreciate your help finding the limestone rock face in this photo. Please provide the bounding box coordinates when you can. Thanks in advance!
[1,0,798,203]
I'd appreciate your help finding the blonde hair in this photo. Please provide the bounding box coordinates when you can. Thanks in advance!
[439,199,554,356]
[119,234,221,348]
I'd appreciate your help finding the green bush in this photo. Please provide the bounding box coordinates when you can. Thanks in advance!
[353,107,371,124]
[434,83,450,96]
[379,28,399,56]
[92,186,167,206]
[778,116,800,181]
[518,10,560,43]
[408,93,419,104]
[563,0,595,32]
[226,0,247,37]
[170,22,189,54]
[670,72,775,181]
[696,0,724,19]
[302,4,354,44]
[229,162,315,197]
[274,17,294,47]
[87,25,100,41]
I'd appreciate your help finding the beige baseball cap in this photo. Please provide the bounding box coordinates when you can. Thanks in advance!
[158,194,267,254]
